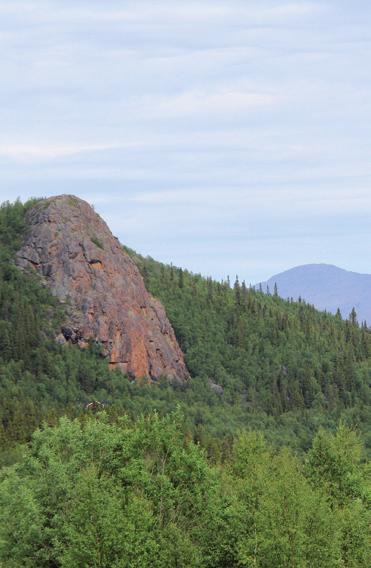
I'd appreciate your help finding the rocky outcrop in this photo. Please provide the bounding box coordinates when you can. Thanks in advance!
[16,195,189,382]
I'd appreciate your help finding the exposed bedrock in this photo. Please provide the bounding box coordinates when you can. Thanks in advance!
[16,195,189,382]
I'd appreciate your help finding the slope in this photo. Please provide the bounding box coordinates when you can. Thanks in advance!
[0,199,370,457]
[130,252,371,416]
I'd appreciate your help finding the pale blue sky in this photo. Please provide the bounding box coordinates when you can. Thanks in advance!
[0,1,370,282]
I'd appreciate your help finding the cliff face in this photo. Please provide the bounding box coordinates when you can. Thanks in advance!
[16,195,189,382]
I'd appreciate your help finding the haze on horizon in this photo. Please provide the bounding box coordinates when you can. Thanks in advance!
[0,1,370,283]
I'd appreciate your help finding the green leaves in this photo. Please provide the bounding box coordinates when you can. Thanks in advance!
[0,413,217,567]
[54,466,158,568]
[307,424,365,505]
[1,416,369,567]
[0,469,46,567]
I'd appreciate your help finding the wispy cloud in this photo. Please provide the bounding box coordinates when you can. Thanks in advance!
[0,1,323,25]
[0,143,120,162]
[260,2,323,19]
[137,88,279,119]
[130,186,371,215]
[0,0,370,281]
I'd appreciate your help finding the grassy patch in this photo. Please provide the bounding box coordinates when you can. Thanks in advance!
[67,196,79,207]
[91,235,104,250]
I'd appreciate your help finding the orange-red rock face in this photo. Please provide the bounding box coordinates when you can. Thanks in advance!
[16,195,189,382]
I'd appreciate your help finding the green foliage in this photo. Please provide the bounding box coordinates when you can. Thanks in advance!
[0,200,369,565]
[0,200,370,458]
[230,438,343,567]
[306,426,370,567]
[67,196,79,208]
[0,198,39,260]
[134,254,371,413]
[0,200,116,449]
[0,415,369,567]
[129,251,371,451]
[307,424,365,505]
[91,235,104,250]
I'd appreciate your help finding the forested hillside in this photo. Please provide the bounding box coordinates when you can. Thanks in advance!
[0,199,370,566]
[137,254,371,413]
[0,199,370,455]
[130,249,371,451]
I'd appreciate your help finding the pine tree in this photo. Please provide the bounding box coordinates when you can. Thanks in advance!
[234,276,241,307]
[0,320,12,361]
[349,307,358,326]
[241,280,248,309]
[178,268,184,289]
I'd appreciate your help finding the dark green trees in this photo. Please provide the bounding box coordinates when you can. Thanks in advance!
[0,199,370,455]
[132,252,371,422]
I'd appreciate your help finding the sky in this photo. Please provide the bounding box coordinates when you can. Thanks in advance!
[0,0,370,283]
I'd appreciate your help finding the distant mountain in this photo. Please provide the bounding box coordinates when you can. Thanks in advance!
[258,264,371,324]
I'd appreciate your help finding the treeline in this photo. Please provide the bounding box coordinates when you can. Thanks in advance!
[0,412,369,567]
[128,250,371,448]
[133,251,371,414]
[0,199,370,458]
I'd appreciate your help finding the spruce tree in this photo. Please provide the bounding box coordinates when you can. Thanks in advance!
[349,307,358,326]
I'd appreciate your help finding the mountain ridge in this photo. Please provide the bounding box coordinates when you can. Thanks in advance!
[258,263,371,324]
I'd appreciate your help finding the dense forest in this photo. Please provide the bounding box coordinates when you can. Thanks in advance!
[128,249,371,453]
[0,413,369,567]
[0,198,369,566]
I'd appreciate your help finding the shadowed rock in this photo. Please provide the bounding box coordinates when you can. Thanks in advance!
[16,195,189,382]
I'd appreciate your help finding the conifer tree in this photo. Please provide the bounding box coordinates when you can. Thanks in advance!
[349,307,358,326]
[234,276,241,307]
[178,268,184,289]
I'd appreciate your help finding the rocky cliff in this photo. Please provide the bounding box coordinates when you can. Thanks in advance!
[16,195,189,382]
